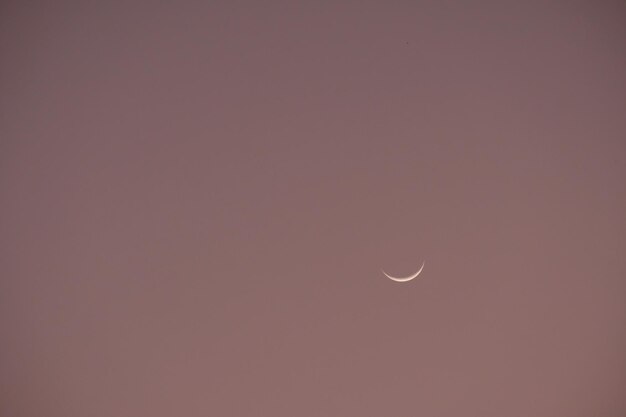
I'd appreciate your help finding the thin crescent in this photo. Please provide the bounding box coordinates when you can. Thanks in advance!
[382,261,425,282]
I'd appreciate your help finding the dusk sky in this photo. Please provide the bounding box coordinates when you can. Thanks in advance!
[2,2,625,415]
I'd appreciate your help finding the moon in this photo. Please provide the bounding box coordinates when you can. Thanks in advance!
[382,261,425,282]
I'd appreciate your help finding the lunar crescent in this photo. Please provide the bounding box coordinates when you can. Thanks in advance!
[382,261,425,282]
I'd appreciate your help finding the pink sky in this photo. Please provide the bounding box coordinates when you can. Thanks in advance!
[2,2,625,415]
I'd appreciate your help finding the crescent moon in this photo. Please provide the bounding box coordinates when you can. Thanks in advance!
[382,261,425,282]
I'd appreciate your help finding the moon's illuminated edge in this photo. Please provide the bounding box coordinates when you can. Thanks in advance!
[382,261,425,282]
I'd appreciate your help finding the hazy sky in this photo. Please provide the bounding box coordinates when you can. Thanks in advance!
[2,1,625,416]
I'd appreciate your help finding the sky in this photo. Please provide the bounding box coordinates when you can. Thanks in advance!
[1,1,626,415]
